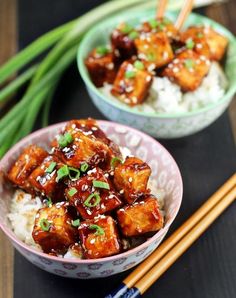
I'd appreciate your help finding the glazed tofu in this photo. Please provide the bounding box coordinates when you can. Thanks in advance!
[180,26,228,61]
[85,47,117,87]
[8,145,48,193]
[135,31,174,68]
[113,157,151,204]
[117,197,164,237]
[52,119,121,169]
[28,155,66,202]
[140,18,178,39]
[163,49,210,91]
[78,215,120,259]
[32,202,77,253]
[66,167,122,219]
[111,60,153,106]
[111,22,138,61]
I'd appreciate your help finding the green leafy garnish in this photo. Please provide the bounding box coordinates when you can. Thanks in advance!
[45,197,52,207]
[120,23,133,34]
[125,70,136,79]
[80,162,89,172]
[184,59,195,70]
[45,161,57,173]
[149,19,159,29]
[56,165,69,182]
[186,39,195,50]
[68,167,80,180]
[71,219,80,227]
[128,31,139,40]
[96,46,109,56]
[58,132,73,148]
[89,224,105,236]
[134,60,144,71]
[84,193,101,207]
[40,219,51,232]
[147,52,156,62]
[111,157,122,168]
[197,32,204,38]
[93,180,110,190]
[68,187,78,197]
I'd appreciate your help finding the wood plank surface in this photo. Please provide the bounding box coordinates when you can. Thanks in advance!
[0,1,17,298]
[0,1,235,298]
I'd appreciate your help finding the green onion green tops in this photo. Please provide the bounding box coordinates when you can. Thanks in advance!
[80,162,89,172]
[68,187,78,197]
[134,60,144,71]
[45,161,57,173]
[197,32,204,38]
[147,52,156,62]
[56,165,69,182]
[89,224,105,236]
[125,70,136,79]
[46,197,52,207]
[184,59,195,70]
[68,167,80,180]
[111,156,122,168]
[186,39,195,50]
[93,180,110,190]
[149,19,159,29]
[58,132,73,148]
[162,17,171,25]
[40,219,51,231]
[128,31,139,40]
[84,193,101,207]
[120,23,133,34]
[71,219,80,227]
[96,46,109,56]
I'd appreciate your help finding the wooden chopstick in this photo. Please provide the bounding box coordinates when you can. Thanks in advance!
[105,173,236,298]
[156,0,168,19]
[175,0,194,30]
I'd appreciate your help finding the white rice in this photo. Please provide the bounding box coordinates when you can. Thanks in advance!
[100,62,228,114]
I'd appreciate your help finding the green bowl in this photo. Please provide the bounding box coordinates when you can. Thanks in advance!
[77,9,236,138]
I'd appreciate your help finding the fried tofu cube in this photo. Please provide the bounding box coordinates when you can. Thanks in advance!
[135,31,174,68]
[111,60,153,106]
[66,167,122,219]
[111,23,138,61]
[32,202,77,253]
[78,216,120,259]
[117,197,164,237]
[52,119,121,169]
[114,157,151,204]
[85,47,117,87]
[8,145,48,193]
[28,155,66,202]
[163,49,210,91]
[140,18,178,39]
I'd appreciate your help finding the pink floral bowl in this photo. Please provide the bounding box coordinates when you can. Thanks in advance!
[0,120,183,279]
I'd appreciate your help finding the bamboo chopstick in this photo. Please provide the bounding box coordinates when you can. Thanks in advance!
[105,173,236,298]
[156,0,168,19]
[175,0,194,30]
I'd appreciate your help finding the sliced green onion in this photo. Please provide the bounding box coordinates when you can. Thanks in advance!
[134,60,144,70]
[56,165,69,182]
[93,180,110,190]
[128,31,139,40]
[186,39,195,50]
[111,157,123,168]
[68,187,78,197]
[80,162,89,172]
[84,193,101,207]
[120,23,133,34]
[147,52,156,62]
[125,70,136,79]
[58,132,73,148]
[96,46,109,56]
[162,17,171,25]
[149,19,159,29]
[89,224,105,236]
[40,219,51,232]
[45,197,52,207]
[72,219,80,227]
[45,161,57,173]
[197,32,204,38]
[68,167,80,180]
[184,59,195,70]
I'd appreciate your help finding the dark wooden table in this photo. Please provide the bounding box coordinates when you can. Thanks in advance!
[0,1,236,297]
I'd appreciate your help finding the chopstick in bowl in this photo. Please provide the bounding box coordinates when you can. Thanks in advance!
[105,173,236,298]
[175,0,194,30]
[156,0,168,19]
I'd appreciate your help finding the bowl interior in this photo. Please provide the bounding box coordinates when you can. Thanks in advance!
[78,9,236,119]
[0,121,182,262]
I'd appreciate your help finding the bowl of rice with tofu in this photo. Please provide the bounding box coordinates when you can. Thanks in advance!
[78,9,236,138]
[0,120,182,278]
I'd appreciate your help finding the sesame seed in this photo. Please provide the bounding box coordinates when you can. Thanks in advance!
[90,239,95,244]
[173,67,179,73]
[128,177,133,182]
[87,209,92,215]
[92,126,98,131]
[104,173,109,178]
[119,189,124,194]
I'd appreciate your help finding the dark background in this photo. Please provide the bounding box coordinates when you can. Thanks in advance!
[15,1,236,297]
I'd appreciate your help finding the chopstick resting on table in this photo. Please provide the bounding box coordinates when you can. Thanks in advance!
[105,173,236,298]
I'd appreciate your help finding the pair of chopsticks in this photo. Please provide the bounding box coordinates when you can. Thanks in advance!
[156,0,194,30]
[105,173,236,298]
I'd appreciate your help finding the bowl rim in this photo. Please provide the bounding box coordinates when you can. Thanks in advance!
[77,10,236,119]
[0,120,183,264]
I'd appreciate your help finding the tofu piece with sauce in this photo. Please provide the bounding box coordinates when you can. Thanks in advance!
[135,31,174,69]
[78,215,120,259]
[163,49,210,91]
[117,197,164,237]
[66,167,122,219]
[32,202,77,254]
[7,145,48,193]
[111,60,153,106]
[28,155,66,202]
[113,156,151,204]
[85,47,117,87]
